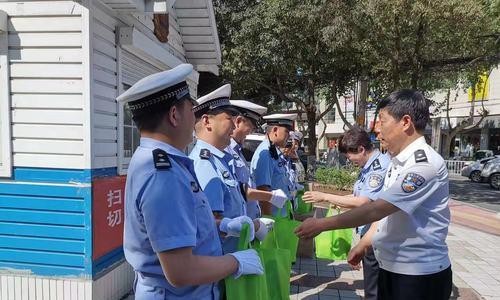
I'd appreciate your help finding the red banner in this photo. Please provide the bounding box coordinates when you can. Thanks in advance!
[92,176,127,260]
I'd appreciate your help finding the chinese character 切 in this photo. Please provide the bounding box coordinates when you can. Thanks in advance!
[107,209,122,227]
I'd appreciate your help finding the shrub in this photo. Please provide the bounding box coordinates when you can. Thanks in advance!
[315,165,359,191]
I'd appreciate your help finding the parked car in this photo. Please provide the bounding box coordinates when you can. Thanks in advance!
[480,157,500,190]
[242,133,266,162]
[473,149,494,160]
[461,156,500,182]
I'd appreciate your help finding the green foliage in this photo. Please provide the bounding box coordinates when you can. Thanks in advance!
[315,166,360,191]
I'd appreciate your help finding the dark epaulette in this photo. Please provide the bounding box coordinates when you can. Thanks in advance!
[269,144,279,160]
[200,149,211,160]
[372,158,382,170]
[239,182,248,201]
[191,181,200,193]
[414,149,428,163]
[152,149,171,170]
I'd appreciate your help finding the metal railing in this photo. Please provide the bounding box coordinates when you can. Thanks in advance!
[445,160,471,176]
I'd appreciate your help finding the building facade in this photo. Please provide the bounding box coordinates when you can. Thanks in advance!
[0,1,221,298]
[430,67,500,158]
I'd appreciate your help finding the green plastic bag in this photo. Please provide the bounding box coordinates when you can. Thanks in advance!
[254,237,291,300]
[262,201,301,263]
[225,224,269,300]
[315,207,352,260]
[295,189,312,214]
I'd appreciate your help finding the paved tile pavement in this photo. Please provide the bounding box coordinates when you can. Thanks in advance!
[289,223,500,299]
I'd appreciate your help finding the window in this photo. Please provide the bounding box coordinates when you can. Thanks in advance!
[324,107,336,123]
[0,16,12,177]
[118,83,140,175]
[122,84,140,159]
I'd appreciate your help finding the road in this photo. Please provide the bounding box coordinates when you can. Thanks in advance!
[449,174,500,213]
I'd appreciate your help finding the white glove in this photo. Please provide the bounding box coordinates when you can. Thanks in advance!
[295,183,304,191]
[228,249,264,279]
[255,218,275,241]
[270,189,287,208]
[219,216,255,241]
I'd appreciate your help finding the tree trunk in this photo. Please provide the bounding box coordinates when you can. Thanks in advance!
[306,109,317,156]
[357,79,368,126]
[442,133,454,159]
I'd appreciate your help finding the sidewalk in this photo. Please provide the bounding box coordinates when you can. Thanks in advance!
[289,200,500,299]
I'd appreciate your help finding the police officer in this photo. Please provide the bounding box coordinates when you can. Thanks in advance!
[302,127,390,300]
[120,64,263,300]
[189,85,272,253]
[226,100,288,220]
[295,89,452,300]
[251,113,297,216]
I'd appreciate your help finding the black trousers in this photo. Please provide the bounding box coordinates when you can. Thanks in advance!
[362,246,379,300]
[377,266,452,300]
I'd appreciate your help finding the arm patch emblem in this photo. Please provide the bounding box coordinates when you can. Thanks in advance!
[368,174,383,188]
[401,173,425,193]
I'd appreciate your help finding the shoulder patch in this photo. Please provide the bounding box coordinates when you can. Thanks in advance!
[368,174,383,188]
[372,159,382,170]
[200,149,211,160]
[414,149,428,163]
[152,149,171,169]
[401,173,425,193]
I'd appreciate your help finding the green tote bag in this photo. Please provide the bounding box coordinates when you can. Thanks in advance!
[295,189,312,214]
[262,201,301,263]
[225,224,269,300]
[315,207,352,260]
[254,234,291,300]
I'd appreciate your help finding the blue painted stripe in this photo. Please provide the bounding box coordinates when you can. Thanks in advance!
[0,235,85,254]
[0,195,85,212]
[0,182,91,199]
[0,209,85,226]
[0,249,85,268]
[91,167,118,179]
[13,167,118,183]
[92,246,125,278]
[0,222,86,240]
[0,261,87,277]
[14,168,92,183]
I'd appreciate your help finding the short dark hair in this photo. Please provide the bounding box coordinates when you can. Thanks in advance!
[377,89,430,132]
[132,97,189,132]
[338,126,373,154]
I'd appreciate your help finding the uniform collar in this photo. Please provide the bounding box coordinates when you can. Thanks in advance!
[140,137,189,159]
[230,138,241,152]
[393,136,427,165]
[363,149,381,171]
[195,138,227,159]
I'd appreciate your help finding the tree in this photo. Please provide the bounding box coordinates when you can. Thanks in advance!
[215,0,500,156]
[218,0,362,155]
[321,0,500,131]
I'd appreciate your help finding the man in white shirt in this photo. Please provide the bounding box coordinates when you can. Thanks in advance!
[295,89,452,300]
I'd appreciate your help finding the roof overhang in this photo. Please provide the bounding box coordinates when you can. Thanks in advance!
[100,0,168,13]
[174,0,221,75]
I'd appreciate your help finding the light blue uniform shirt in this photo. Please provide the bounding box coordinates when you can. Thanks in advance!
[124,138,222,300]
[250,138,291,217]
[352,150,390,235]
[225,138,261,219]
[190,139,247,253]
[372,136,451,275]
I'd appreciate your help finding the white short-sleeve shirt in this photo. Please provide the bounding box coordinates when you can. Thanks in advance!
[372,136,451,275]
